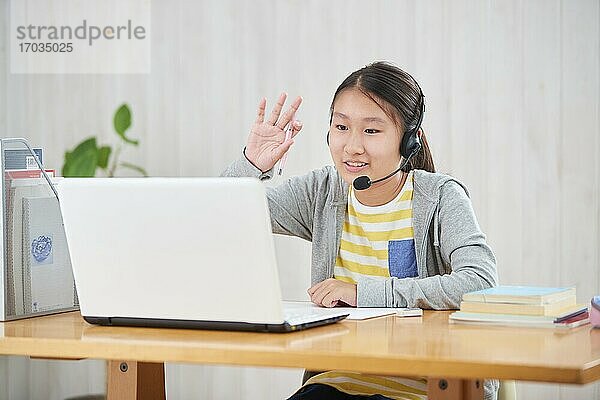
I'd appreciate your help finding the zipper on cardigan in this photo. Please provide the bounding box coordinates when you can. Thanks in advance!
[419,207,437,277]
[328,201,346,278]
[433,207,440,247]
[328,175,348,279]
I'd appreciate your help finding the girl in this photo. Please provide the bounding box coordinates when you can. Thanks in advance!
[223,61,498,400]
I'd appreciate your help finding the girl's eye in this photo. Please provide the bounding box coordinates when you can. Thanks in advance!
[335,124,348,131]
[365,129,379,135]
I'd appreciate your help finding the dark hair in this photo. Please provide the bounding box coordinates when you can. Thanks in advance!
[330,61,435,173]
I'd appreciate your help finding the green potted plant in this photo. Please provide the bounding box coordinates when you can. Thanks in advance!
[62,104,147,177]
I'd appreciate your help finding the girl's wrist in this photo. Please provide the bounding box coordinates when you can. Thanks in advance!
[243,147,267,173]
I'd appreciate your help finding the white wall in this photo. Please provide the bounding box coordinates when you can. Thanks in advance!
[1,0,599,399]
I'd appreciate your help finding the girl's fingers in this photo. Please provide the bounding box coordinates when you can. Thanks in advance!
[274,138,294,160]
[311,281,334,305]
[276,96,303,130]
[307,279,326,296]
[322,292,339,308]
[266,92,287,125]
[311,288,326,306]
[309,283,323,302]
[290,120,303,138]
[255,97,266,124]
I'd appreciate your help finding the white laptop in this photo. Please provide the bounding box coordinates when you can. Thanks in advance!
[57,177,348,332]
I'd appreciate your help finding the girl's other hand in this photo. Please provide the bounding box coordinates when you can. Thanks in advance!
[307,278,357,308]
[245,92,303,172]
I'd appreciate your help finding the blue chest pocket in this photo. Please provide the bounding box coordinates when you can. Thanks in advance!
[388,240,417,278]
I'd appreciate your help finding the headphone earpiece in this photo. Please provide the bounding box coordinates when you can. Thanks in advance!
[399,89,425,166]
[400,129,421,159]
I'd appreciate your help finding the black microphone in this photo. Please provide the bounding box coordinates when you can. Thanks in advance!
[352,150,417,191]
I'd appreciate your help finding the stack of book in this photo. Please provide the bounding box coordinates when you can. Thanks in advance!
[449,286,589,329]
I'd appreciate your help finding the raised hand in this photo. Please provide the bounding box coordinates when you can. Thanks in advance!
[245,93,303,172]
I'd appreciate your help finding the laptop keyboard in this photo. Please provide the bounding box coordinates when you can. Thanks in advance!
[283,311,344,326]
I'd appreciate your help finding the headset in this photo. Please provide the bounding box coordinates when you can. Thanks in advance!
[327,76,425,191]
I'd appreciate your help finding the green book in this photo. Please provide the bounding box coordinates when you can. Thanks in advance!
[462,286,576,305]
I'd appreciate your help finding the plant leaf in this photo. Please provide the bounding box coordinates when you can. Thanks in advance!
[113,104,139,146]
[62,137,99,177]
[119,162,148,177]
[97,146,112,169]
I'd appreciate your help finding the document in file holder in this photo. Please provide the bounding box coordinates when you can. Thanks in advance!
[0,137,77,321]
[22,196,75,314]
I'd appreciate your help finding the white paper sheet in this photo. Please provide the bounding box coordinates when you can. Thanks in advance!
[283,301,421,320]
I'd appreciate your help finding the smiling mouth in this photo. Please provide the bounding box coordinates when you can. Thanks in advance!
[344,161,368,167]
[343,162,369,174]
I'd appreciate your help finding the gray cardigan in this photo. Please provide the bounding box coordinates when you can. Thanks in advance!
[223,154,500,400]
[222,155,498,308]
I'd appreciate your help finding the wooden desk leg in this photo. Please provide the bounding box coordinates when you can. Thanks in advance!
[107,360,165,400]
[428,378,484,400]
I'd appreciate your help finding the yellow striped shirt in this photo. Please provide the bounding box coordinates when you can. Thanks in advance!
[304,371,427,400]
[306,172,425,399]
[334,170,417,284]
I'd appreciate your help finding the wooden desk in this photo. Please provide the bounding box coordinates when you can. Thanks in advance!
[1,311,599,399]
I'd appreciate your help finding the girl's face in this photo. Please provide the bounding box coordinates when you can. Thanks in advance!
[329,88,403,186]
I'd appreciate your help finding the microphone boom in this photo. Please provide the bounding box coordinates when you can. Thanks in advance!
[352,155,413,191]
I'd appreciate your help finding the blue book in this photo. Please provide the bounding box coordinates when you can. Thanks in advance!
[4,148,43,170]
[462,286,576,305]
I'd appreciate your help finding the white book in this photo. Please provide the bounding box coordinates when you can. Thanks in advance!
[22,195,75,314]
[449,310,589,329]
